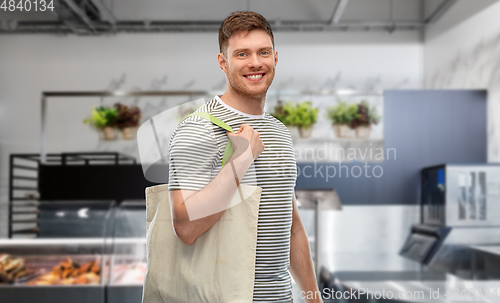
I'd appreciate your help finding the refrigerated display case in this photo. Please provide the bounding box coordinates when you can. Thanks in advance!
[0,238,108,303]
[0,201,115,303]
[37,201,116,238]
[106,201,146,303]
[0,199,149,303]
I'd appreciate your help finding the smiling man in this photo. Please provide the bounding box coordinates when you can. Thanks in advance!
[168,11,322,303]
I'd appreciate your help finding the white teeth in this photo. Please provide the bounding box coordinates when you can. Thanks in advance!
[246,74,263,79]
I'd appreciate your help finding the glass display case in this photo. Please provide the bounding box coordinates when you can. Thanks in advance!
[0,199,148,303]
[0,200,115,303]
[36,200,116,238]
[106,201,146,303]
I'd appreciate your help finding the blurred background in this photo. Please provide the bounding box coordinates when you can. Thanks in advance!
[1,0,500,302]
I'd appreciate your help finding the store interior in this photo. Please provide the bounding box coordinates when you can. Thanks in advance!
[1,0,500,302]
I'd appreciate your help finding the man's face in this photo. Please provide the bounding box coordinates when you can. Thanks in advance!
[218,30,278,98]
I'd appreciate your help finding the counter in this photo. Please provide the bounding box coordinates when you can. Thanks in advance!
[313,253,500,303]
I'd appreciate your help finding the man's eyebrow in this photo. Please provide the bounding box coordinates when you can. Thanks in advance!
[232,47,273,54]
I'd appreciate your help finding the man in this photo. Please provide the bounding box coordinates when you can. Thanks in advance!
[168,11,323,303]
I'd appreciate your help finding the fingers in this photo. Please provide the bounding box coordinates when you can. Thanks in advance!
[239,124,248,131]
[228,124,248,135]
[238,124,255,133]
[226,124,265,160]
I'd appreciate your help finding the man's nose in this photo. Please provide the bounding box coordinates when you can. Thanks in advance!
[247,53,262,69]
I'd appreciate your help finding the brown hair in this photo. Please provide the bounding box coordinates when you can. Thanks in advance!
[218,11,274,55]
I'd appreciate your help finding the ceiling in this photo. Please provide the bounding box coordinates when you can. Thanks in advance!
[0,0,456,34]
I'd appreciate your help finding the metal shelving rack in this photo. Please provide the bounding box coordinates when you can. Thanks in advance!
[9,154,40,238]
[38,89,382,163]
[40,90,209,164]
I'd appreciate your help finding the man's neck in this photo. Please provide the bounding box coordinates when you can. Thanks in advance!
[219,89,266,116]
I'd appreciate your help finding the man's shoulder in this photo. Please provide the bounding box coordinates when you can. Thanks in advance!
[169,99,221,151]
[175,99,217,130]
[264,112,288,131]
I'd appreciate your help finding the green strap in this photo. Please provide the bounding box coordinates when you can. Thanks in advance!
[189,112,234,167]
[190,112,234,132]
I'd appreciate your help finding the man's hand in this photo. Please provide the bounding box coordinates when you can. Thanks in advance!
[227,124,265,161]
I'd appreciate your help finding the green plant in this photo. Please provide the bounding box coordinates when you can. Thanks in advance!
[271,101,296,126]
[114,103,142,129]
[326,101,359,128]
[83,106,117,129]
[272,101,319,129]
[352,100,380,128]
[294,101,319,129]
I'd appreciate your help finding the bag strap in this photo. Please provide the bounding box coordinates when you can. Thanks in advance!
[189,112,234,167]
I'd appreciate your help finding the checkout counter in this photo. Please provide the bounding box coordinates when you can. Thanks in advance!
[316,164,500,302]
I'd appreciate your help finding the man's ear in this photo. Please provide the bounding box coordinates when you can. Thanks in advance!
[274,50,278,66]
[218,53,228,73]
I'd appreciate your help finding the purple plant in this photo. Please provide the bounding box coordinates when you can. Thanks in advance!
[351,100,380,128]
[114,103,142,129]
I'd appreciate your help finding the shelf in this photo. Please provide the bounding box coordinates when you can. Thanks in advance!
[11,228,39,234]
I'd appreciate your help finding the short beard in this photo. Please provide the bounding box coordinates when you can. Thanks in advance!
[227,71,273,102]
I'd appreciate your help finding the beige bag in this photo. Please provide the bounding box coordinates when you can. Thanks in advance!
[142,182,262,303]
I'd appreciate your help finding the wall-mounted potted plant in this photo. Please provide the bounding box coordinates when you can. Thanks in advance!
[114,103,142,140]
[352,100,380,139]
[272,101,298,139]
[294,101,319,138]
[83,106,118,140]
[326,101,358,138]
[272,101,319,139]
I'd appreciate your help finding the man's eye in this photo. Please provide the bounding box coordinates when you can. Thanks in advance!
[238,53,246,57]
[261,51,269,55]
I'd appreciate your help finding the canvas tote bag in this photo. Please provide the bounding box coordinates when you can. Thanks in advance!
[142,112,262,303]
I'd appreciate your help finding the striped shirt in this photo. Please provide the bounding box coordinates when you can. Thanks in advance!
[168,95,297,302]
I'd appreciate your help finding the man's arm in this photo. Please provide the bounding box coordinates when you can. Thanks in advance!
[170,124,264,245]
[289,190,324,303]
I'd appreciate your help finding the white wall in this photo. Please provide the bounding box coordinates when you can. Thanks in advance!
[424,0,500,162]
[0,30,423,240]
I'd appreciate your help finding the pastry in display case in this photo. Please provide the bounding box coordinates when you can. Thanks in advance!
[26,257,101,286]
[0,253,37,284]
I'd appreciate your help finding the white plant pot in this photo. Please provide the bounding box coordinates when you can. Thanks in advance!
[334,124,355,138]
[102,126,117,140]
[121,126,138,140]
[355,125,372,139]
[298,126,313,138]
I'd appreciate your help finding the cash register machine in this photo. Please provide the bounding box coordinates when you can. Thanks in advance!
[400,164,500,278]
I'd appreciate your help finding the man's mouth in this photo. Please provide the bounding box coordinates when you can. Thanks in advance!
[244,73,265,81]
